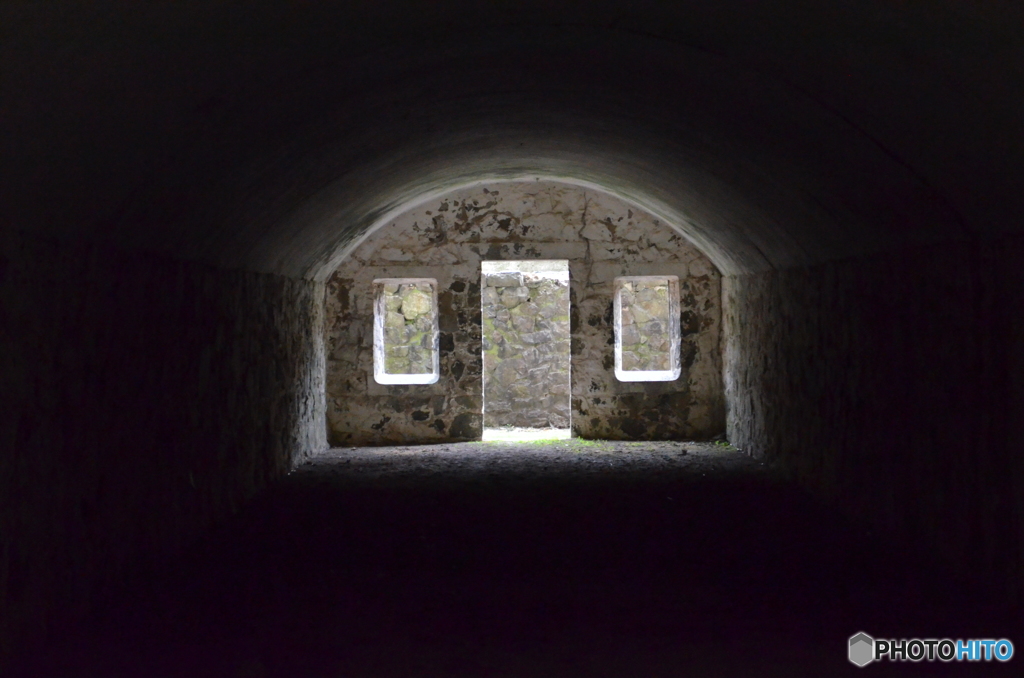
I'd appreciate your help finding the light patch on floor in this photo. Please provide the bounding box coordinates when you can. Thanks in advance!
[482,427,572,442]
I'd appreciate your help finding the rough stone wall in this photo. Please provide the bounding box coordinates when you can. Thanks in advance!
[0,229,326,664]
[723,236,1024,604]
[481,271,571,428]
[617,278,678,374]
[376,280,438,378]
[324,181,724,445]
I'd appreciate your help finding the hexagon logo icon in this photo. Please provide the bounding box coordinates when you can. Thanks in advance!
[849,632,875,667]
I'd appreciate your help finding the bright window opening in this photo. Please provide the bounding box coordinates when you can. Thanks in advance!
[373,278,440,385]
[614,276,681,382]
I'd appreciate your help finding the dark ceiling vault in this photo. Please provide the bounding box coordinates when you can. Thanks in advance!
[2,0,1023,670]
[4,1,1022,275]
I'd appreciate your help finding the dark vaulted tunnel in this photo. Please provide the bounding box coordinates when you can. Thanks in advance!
[2,1,1024,675]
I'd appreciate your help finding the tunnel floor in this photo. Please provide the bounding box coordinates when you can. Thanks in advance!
[22,441,1019,677]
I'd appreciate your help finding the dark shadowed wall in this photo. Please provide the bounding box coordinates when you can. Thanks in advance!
[0,229,326,659]
[723,236,1024,601]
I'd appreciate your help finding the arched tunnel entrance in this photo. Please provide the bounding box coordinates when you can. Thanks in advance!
[9,160,1016,673]
[323,180,724,446]
[3,3,1024,675]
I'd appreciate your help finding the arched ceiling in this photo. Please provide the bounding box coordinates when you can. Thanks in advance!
[2,1,1022,278]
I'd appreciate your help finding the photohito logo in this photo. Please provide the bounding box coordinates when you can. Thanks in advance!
[848,632,1014,666]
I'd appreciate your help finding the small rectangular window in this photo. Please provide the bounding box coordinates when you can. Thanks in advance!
[373,278,440,385]
[614,276,681,382]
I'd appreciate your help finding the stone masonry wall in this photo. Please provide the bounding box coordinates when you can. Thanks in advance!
[481,270,571,428]
[0,228,326,666]
[723,236,1024,604]
[377,280,437,377]
[618,278,678,374]
[325,181,724,445]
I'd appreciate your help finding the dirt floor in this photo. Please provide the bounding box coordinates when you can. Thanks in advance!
[14,440,1020,677]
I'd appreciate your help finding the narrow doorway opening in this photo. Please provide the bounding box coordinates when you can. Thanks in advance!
[480,260,571,441]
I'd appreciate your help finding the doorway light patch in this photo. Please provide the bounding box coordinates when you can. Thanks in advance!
[482,427,572,442]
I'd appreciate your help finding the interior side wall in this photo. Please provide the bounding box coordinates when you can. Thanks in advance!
[0,229,326,661]
[723,236,1024,602]
[324,182,725,445]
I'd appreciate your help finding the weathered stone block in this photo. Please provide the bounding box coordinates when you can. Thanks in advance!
[528,366,550,383]
[524,275,546,288]
[512,314,536,333]
[517,301,540,317]
[400,287,432,318]
[508,383,531,398]
[640,320,664,336]
[385,356,410,373]
[487,272,523,287]
[449,413,482,439]
[521,330,552,345]
[621,324,641,346]
[501,286,529,308]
